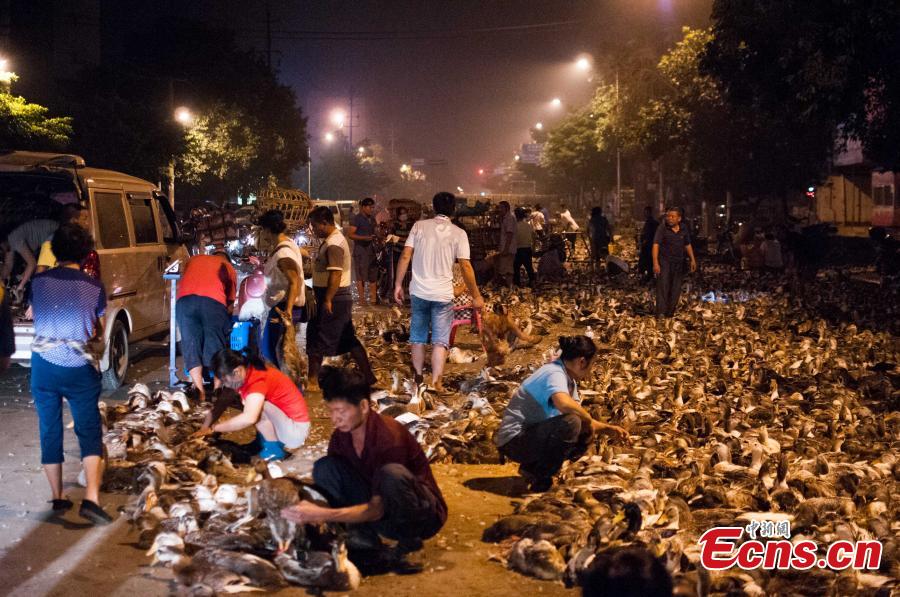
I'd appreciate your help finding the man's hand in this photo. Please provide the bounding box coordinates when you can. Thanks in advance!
[653,262,661,275]
[281,500,332,524]
[690,259,698,273]
[591,421,629,442]
[472,295,485,310]
[393,286,404,306]
[323,299,333,315]
[275,306,292,323]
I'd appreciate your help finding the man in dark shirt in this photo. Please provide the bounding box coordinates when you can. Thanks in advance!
[347,197,378,305]
[652,207,697,318]
[282,366,446,555]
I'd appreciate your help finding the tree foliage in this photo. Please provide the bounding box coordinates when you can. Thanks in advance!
[541,104,615,194]
[311,135,391,200]
[704,0,900,170]
[0,92,72,150]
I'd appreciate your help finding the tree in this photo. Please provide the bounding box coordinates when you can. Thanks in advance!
[63,19,308,209]
[704,0,900,172]
[312,135,392,200]
[542,106,615,198]
[0,92,72,150]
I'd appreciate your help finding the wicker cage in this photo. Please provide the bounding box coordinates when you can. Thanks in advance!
[256,187,313,234]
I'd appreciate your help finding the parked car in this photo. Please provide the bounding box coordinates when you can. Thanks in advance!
[0,151,188,389]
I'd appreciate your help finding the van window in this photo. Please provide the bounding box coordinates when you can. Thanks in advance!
[128,193,159,244]
[94,191,130,249]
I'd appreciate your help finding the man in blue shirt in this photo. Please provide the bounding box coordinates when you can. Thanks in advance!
[347,197,378,305]
[652,207,697,318]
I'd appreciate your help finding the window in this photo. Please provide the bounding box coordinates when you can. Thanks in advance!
[94,191,130,249]
[128,194,159,244]
[874,185,895,207]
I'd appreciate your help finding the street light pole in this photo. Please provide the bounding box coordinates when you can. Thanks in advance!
[615,69,621,220]
[307,145,312,197]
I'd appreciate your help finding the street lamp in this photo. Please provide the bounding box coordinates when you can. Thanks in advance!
[174,106,194,126]
[0,56,17,93]
[575,56,591,72]
[477,168,484,176]
[168,106,195,208]
[357,146,365,154]
[324,132,335,143]
[535,122,543,130]
[514,154,521,162]
[550,98,562,108]
[331,109,346,128]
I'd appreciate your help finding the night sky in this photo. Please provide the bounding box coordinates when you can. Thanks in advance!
[153,0,712,190]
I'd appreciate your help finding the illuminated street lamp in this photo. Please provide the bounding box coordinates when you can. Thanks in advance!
[168,106,195,208]
[324,132,335,143]
[331,109,346,128]
[174,106,194,126]
[477,168,484,176]
[357,146,365,154]
[550,97,562,108]
[514,154,521,162]
[576,56,591,72]
[0,56,18,93]
[535,122,543,130]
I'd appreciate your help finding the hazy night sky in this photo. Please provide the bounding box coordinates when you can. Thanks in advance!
[167,0,713,190]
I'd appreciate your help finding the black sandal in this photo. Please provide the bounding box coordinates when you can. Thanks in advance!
[79,499,113,525]
[50,498,73,512]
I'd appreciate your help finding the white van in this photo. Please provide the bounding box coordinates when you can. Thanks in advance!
[0,151,188,389]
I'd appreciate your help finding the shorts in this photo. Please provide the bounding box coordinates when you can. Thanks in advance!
[306,287,362,356]
[352,247,377,283]
[262,401,310,449]
[410,295,453,348]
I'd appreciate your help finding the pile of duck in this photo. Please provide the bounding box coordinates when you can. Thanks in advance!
[460,281,900,594]
[102,385,360,594]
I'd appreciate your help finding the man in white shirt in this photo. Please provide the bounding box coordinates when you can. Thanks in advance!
[394,192,484,391]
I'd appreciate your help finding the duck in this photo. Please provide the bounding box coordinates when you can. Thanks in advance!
[508,538,567,581]
[274,541,361,590]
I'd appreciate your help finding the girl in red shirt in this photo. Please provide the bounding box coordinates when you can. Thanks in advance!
[200,350,310,460]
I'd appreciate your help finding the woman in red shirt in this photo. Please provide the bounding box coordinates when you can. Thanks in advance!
[200,350,310,460]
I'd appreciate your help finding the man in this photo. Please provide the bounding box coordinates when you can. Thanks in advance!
[35,204,93,274]
[176,247,237,401]
[536,203,551,233]
[513,207,535,287]
[529,206,546,239]
[306,206,376,389]
[282,366,446,555]
[347,197,378,306]
[638,206,659,282]
[560,208,580,253]
[2,215,61,298]
[652,207,697,318]
[496,200,517,287]
[393,192,483,391]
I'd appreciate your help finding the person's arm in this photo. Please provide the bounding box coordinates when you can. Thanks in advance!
[211,393,265,433]
[686,243,697,272]
[200,389,243,430]
[456,259,484,309]
[550,391,628,441]
[278,257,301,315]
[323,270,340,315]
[652,243,661,274]
[1,247,12,282]
[346,220,373,243]
[282,494,384,525]
[16,247,36,292]
[393,246,413,305]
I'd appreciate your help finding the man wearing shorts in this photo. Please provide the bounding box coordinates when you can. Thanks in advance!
[306,206,377,389]
[347,197,378,306]
[393,192,483,391]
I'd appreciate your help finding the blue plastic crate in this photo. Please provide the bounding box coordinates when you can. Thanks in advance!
[230,320,253,351]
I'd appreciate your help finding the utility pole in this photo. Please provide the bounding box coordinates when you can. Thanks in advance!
[168,78,176,208]
[615,69,621,220]
[265,1,272,70]
[307,146,312,197]
[348,86,355,147]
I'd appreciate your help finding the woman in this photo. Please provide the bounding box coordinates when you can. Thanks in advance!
[513,207,535,287]
[29,223,111,524]
[257,210,305,368]
[494,335,628,492]
[200,349,310,461]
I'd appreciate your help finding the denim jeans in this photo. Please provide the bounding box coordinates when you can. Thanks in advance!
[30,353,103,464]
[409,295,453,347]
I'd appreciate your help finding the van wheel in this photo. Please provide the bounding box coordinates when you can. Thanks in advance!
[102,319,130,391]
